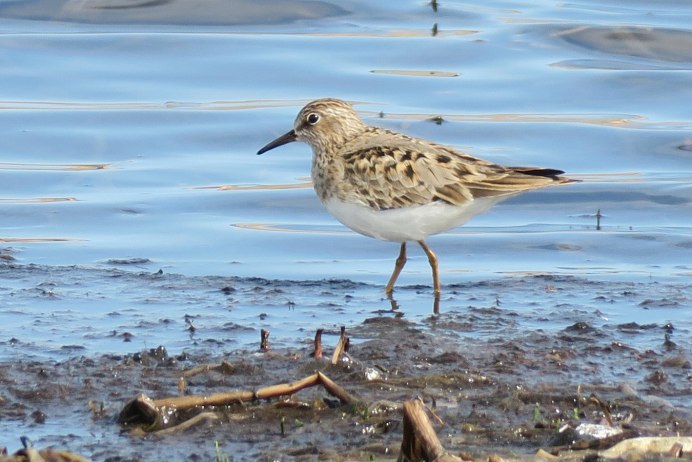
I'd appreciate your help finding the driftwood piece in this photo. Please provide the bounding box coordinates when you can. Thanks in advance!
[316,371,357,405]
[599,436,692,459]
[331,326,348,365]
[118,394,163,429]
[254,373,320,400]
[118,371,357,431]
[535,448,559,459]
[312,328,323,358]
[153,389,255,409]
[0,447,90,462]
[397,400,461,462]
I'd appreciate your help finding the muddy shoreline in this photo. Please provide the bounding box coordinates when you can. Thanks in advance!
[1,264,690,460]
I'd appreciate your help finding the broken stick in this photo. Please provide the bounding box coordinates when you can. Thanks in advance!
[312,328,323,358]
[118,371,358,431]
[331,326,348,365]
[398,400,461,462]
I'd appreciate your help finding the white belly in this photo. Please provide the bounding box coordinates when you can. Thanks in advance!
[323,197,505,242]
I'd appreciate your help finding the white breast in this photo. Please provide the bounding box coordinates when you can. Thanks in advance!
[322,196,507,242]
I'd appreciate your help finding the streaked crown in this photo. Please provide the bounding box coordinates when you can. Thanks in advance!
[293,98,367,152]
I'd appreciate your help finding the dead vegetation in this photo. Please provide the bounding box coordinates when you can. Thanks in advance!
[2,313,690,461]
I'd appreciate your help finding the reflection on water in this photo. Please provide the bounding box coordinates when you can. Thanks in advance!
[232,223,346,234]
[555,25,692,64]
[0,197,77,203]
[370,69,460,77]
[0,237,78,243]
[0,0,347,25]
[307,29,477,38]
[368,111,650,128]
[195,182,311,191]
[0,162,108,171]
[0,100,300,111]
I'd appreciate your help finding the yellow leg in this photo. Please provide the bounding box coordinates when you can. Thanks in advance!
[385,242,407,296]
[417,240,440,297]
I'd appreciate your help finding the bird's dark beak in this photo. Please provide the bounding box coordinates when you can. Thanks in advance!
[257,129,297,155]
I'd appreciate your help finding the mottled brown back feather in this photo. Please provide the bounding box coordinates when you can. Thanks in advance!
[289,98,574,211]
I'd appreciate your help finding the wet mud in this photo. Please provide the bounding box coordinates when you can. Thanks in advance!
[1,264,690,461]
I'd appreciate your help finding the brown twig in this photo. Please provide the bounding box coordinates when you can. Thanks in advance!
[153,412,219,435]
[317,372,357,405]
[331,326,348,365]
[181,360,235,378]
[8,448,91,462]
[260,329,270,352]
[153,390,254,409]
[118,372,358,431]
[254,373,320,400]
[177,376,186,394]
[589,393,614,427]
[398,400,461,462]
[427,405,445,427]
[312,328,323,358]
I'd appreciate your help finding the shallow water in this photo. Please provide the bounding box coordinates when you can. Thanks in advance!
[0,0,690,458]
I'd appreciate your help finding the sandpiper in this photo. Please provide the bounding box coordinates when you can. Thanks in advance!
[257,98,574,304]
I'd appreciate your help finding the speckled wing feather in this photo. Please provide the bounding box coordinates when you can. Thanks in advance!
[338,128,568,210]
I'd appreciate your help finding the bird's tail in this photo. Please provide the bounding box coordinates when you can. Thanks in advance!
[510,167,579,183]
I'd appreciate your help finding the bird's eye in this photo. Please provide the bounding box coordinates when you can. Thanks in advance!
[306,113,320,125]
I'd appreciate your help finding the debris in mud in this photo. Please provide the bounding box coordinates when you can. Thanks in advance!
[0,448,89,462]
[118,371,358,434]
[97,316,692,460]
[260,328,270,352]
[312,328,324,359]
[399,399,462,462]
[330,325,349,365]
[0,270,691,460]
[599,436,692,459]
[0,438,89,462]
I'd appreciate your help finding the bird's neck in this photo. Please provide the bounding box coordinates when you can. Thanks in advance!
[310,146,338,203]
